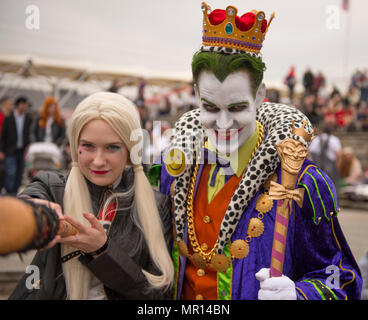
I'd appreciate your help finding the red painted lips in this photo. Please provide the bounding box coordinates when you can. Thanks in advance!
[91,170,109,175]
[215,127,244,141]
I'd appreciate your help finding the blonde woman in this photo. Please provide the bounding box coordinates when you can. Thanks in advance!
[9,92,174,300]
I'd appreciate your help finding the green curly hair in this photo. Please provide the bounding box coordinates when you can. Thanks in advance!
[191,51,266,97]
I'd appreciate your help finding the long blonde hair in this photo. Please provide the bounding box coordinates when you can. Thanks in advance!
[62,92,174,299]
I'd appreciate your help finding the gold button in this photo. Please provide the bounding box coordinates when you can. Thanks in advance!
[196,294,204,300]
[201,243,208,251]
[203,215,212,224]
[197,268,205,277]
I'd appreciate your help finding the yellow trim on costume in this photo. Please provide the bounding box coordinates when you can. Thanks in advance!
[297,164,318,185]
[298,163,353,299]
[330,217,356,293]
[295,286,308,300]
[296,164,317,222]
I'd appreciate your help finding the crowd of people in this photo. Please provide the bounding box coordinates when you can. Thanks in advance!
[282,67,368,200]
[1,67,368,197]
[0,95,69,196]
[284,68,368,133]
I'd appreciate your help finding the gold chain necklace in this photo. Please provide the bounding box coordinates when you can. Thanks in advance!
[185,121,265,267]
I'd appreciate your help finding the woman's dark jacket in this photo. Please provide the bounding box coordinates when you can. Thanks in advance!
[9,168,173,300]
[32,116,66,146]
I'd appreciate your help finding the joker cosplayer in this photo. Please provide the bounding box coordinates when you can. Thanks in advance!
[150,2,361,300]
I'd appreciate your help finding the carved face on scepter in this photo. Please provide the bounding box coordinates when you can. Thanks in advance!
[275,121,314,189]
[275,139,307,176]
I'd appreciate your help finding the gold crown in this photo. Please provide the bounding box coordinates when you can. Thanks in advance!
[291,120,316,143]
[201,2,274,55]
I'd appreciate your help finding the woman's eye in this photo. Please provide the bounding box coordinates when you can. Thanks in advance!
[82,143,93,149]
[107,145,121,151]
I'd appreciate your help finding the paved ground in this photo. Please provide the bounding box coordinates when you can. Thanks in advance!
[336,207,368,262]
[0,207,367,300]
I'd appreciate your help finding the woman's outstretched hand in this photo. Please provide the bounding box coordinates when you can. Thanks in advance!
[58,213,107,253]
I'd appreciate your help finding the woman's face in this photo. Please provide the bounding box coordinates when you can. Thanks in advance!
[78,119,128,186]
[47,103,56,116]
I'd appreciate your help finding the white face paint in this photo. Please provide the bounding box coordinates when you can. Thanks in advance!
[197,70,265,155]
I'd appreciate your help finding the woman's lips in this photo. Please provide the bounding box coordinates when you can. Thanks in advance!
[91,170,109,175]
[215,127,244,141]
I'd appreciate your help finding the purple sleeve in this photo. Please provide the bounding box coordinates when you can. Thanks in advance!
[155,154,175,197]
[293,164,362,300]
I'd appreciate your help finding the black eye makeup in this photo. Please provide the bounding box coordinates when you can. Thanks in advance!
[201,98,220,113]
[203,103,220,113]
[228,102,249,112]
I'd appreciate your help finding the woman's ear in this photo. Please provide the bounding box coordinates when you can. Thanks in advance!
[255,83,266,108]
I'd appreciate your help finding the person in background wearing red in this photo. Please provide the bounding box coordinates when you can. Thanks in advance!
[0,96,14,194]
[313,71,326,95]
[334,100,346,129]
[32,97,65,147]
[284,65,296,102]
[342,99,357,132]
[0,97,13,136]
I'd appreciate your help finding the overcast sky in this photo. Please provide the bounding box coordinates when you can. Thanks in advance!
[0,0,367,90]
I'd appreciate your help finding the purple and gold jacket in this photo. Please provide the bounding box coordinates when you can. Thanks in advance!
[156,157,362,300]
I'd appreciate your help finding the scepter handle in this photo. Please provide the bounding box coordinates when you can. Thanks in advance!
[269,136,308,277]
[270,199,291,277]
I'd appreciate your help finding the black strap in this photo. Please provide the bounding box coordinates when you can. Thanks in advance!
[86,238,109,256]
[61,238,109,263]
[61,250,82,263]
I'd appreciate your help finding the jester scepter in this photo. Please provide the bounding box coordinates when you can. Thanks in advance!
[268,121,312,277]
